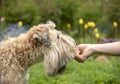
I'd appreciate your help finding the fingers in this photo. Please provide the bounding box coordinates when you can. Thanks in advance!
[76,44,87,52]
[75,46,80,51]
[75,45,84,62]
[75,52,91,63]
[75,54,86,63]
[75,44,92,63]
[76,45,84,55]
[76,50,80,56]
[75,49,86,63]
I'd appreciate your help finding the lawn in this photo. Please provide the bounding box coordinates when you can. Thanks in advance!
[29,56,120,84]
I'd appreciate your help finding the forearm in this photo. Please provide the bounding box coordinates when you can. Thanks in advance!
[92,42,120,56]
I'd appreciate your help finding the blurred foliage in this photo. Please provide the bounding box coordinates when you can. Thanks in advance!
[34,0,61,27]
[0,0,40,27]
[103,0,120,23]
[0,0,120,40]
[74,0,104,26]
[55,0,77,29]
[29,57,120,84]
[102,0,120,37]
[0,0,2,5]
[35,0,77,30]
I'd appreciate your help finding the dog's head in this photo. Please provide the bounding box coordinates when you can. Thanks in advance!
[32,28,51,46]
[27,21,56,46]
[28,21,76,76]
[42,21,76,76]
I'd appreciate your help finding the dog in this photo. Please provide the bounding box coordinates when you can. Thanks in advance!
[0,21,76,84]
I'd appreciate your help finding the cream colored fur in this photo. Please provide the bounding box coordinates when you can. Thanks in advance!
[43,29,76,76]
[0,21,76,84]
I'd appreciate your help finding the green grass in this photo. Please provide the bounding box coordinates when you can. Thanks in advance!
[28,57,120,84]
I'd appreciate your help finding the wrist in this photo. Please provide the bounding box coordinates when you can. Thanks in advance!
[91,44,104,54]
[89,44,97,54]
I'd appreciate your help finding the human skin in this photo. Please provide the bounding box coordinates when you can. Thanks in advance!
[75,42,120,62]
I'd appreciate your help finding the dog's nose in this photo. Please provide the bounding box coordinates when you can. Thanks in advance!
[42,36,51,46]
[43,41,51,46]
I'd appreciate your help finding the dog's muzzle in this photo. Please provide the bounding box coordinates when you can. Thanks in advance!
[34,34,51,46]
[41,36,51,46]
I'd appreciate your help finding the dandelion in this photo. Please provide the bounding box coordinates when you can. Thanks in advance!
[67,23,71,29]
[94,28,99,33]
[18,21,23,27]
[87,21,96,28]
[79,18,84,25]
[113,21,118,28]
[84,24,88,29]
[88,22,91,27]
[95,33,100,38]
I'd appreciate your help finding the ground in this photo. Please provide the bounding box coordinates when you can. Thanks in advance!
[29,56,120,84]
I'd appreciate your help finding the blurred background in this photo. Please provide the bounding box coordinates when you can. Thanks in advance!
[0,0,120,84]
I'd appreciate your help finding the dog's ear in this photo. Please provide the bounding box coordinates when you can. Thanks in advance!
[33,33,51,46]
[33,33,42,42]
[46,21,56,29]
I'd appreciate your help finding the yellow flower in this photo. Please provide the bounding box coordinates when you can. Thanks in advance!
[87,21,96,28]
[84,24,88,29]
[94,28,99,33]
[95,33,100,38]
[18,21,23,27]
[67,23,71,29]
[79,18,84,25]
[113,21,118,28]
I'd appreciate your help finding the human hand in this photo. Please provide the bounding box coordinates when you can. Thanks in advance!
[75,44,94,62]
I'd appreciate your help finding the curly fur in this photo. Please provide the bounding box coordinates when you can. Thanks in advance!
[0,21,76,84]
[43,30,76,76]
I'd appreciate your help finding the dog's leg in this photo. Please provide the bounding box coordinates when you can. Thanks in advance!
[22,70,29,84]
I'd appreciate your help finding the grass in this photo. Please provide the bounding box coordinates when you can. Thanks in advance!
[28,56,120,84]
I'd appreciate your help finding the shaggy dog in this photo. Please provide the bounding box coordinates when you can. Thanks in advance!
[0,21,76,84]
